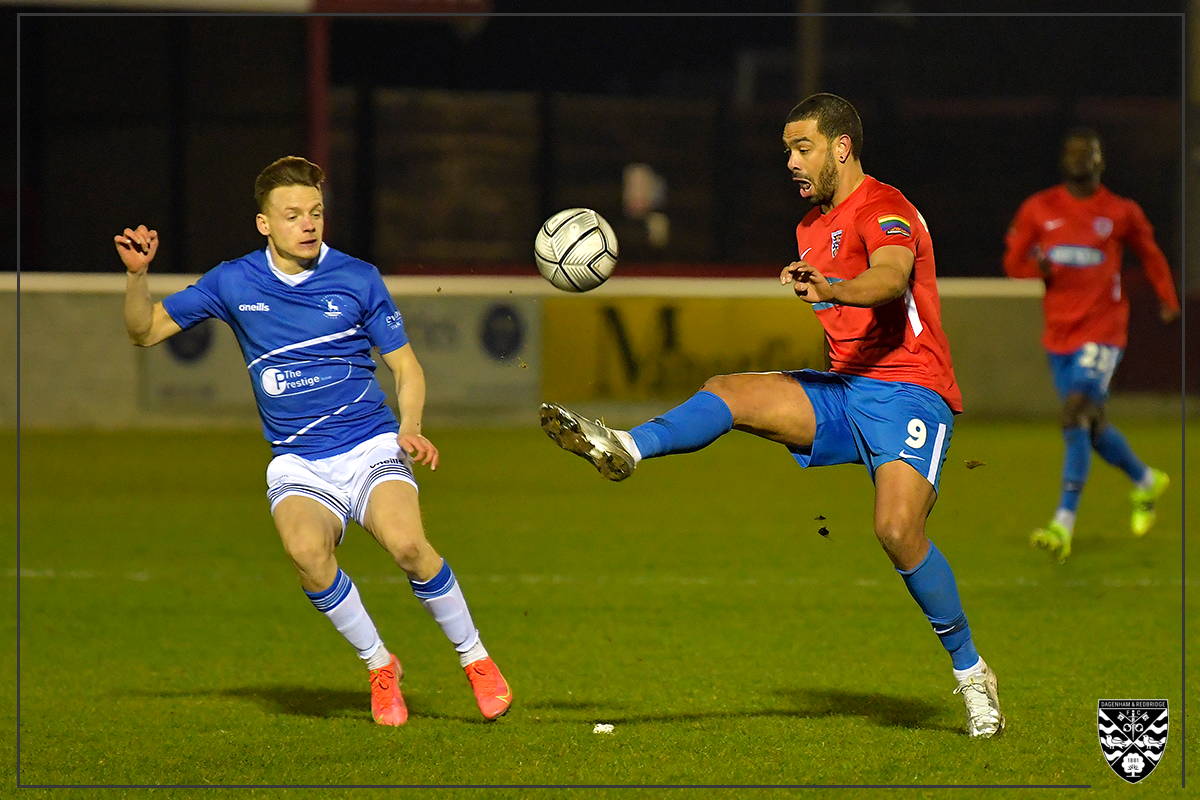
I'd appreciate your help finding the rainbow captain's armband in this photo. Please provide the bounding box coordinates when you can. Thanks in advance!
[877,215,912,237]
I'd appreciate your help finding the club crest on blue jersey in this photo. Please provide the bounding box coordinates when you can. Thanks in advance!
[831,229,843,258]
[1098,700,1168,784]
[319,295,344,319]
[877,214,911,237]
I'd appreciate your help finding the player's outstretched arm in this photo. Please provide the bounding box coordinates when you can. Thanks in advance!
[380,344,439,471]
[117,225,182,347]
[782,245,912,308]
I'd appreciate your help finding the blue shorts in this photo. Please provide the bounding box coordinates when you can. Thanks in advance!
[784,370,955,492]
[1048,343,1123,404]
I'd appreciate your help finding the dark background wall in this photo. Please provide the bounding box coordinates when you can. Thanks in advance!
[20,16,309,275]
[16,7,1191,392]
[20,10,1184,271]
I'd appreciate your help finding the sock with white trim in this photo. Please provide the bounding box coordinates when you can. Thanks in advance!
[410,559,486,667]
[897,541,980,672]
[952,658,986,682]
[613,430,643,465]
[1053,508,1077,535]
[305,568,391,669]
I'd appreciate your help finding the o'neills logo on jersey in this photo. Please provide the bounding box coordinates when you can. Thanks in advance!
[239,302,271,312]
[258,359,352,397]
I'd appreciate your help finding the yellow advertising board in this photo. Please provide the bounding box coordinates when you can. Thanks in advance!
[543,297,827,402]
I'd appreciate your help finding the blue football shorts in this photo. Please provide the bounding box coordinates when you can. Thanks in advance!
[1048,342,1123,404]
[265,432,417,544]
[784,370,955,492]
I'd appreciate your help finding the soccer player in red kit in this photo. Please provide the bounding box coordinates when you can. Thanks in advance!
[540,93,1004,738]
[1004,128,1179,562]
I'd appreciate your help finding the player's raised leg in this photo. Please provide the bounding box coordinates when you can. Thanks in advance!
[363,480,512,720]
[541,371,817,480]
[874,461,1004,739]
[272,495,407,726]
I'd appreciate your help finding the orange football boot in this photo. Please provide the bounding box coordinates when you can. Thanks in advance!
[369,654,408,726]
[464,657,512,720]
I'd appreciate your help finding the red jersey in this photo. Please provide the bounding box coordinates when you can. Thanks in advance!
[1003,184,1179,354]
[795,176,962,412]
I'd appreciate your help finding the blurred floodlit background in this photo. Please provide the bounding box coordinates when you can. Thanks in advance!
[10,2,1197,429]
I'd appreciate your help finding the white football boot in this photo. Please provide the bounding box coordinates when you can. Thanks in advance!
[954,659,1006,739]
[540,402,636,481]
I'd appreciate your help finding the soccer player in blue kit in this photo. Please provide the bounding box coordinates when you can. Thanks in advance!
[117,156,511,726]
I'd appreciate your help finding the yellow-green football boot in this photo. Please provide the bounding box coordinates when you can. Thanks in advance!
[1030,520,1072,563]
[1130,468,1170,537]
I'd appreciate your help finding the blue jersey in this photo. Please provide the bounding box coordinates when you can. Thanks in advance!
[162,244,409,458]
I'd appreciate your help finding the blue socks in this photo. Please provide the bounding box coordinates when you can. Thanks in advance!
[629,390,734,459]
[1057,423,1149,516]
[1091,424,1149,484]
[898,542,980,671]
[1058,427,1091,513]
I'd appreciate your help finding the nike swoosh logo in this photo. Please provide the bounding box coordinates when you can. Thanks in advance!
[800,247,812,259]
[897,451,926,461]
[497,689,512,702]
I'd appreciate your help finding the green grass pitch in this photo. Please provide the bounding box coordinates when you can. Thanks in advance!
[8,419,1194,795]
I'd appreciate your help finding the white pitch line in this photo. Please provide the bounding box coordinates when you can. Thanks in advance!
[5,568,1191,589]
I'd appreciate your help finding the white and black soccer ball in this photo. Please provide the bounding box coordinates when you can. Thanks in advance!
[533,208,619,292]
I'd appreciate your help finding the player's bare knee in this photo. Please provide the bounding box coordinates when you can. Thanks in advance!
[1060,393,1099,430]
[1087,403,1108,442]
[702,372,788,428]
[873,521,906,552]
[873,511,926,559]
[1060,397,1082,428]
[700,373,739,402]
[697,374,751,426]
[282,537,334,575]
[387,538,427,571]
